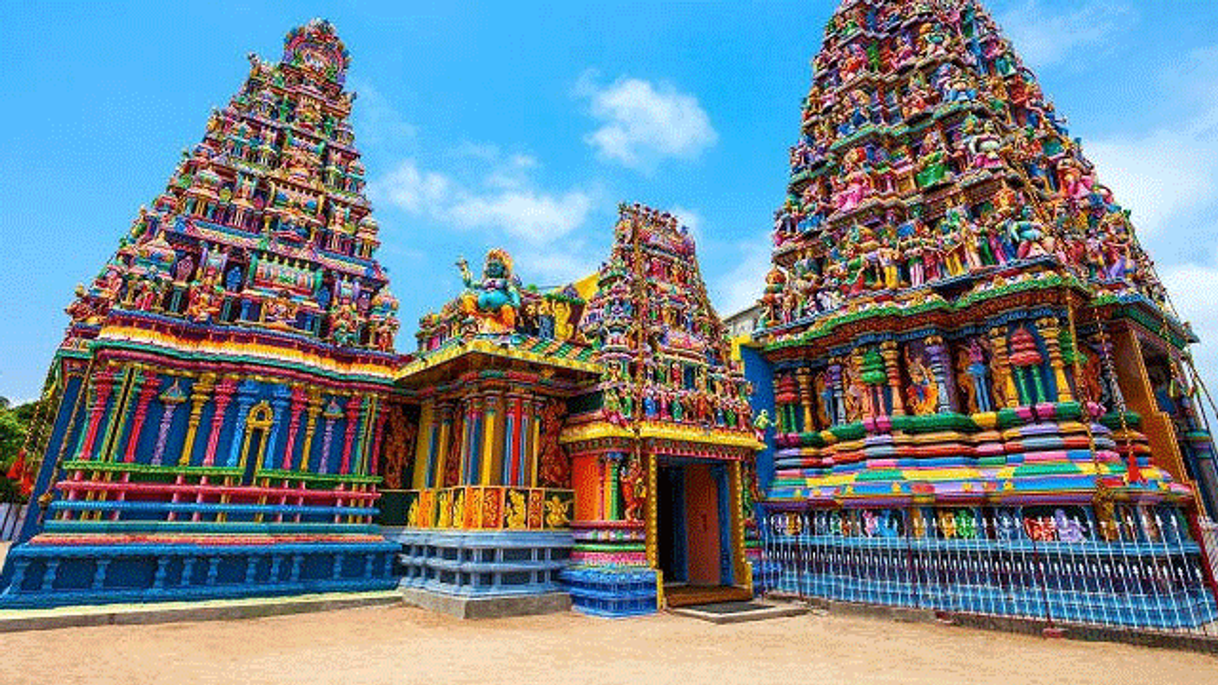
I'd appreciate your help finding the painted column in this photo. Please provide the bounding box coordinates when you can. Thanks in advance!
[298,389,323,473]
[605,454,622,520]
[76,369,117,461]
[279,386,308,470]
[880,341,906,416]
[433,401,454,488]
[369,396,389,478]
[201,376,237,466]
[529,398,543,487]
[925,336,954,414]
[224,380,260,468]
[503,394,519,486]
[1037,317,1074,403]
[480,390,501,486]
[123,371,161,463]
[151,379,187,466]
[461,396,481,485]
[797,367,815,433]
[829,362,846,425]
[988,326,1020,409]
[318,399,344,474]
[339,394,362,475]
[261,384,292,474]
[100,367,138,462]
[178,373,217,467]
[413,401,436,488]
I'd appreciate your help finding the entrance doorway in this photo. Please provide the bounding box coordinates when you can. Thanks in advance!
[656,461,734,590]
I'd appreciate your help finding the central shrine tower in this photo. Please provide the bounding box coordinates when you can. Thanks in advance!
[745,0,1218,626]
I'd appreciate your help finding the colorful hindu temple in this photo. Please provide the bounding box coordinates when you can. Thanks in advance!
[0,20,404,607]
[745,0,1218,628]
[382,204,761,616]
[5,3,1218,633]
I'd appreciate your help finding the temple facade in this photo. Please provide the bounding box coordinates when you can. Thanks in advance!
[744,0,1218,627]
[382,204,761,616]
[0,20,404,607]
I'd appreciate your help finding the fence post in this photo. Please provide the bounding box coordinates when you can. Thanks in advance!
[1186,511,1218,605]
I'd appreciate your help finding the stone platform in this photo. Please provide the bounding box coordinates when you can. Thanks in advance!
[401,586,571,619]
[0,589,401,633]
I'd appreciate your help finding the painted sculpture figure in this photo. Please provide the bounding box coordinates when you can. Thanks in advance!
[457,248,522,333]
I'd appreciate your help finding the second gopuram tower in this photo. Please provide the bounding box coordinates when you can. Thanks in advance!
[747,0,1218,626]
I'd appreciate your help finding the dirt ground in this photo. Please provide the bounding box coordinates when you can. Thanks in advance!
[3,603,1216,685]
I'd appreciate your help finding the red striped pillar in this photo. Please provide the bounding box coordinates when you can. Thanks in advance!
[201,377,237,466]
[78,370,117,461]
[280,386,308,470]
[123,371,161,463]
[339,394,361,475]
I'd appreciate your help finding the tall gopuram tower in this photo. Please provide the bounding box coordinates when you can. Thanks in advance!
[747,0,1218,627]
[0,20,403,607]
[385,204,760,617]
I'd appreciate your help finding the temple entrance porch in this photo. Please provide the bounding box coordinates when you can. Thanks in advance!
[655,458,750,608]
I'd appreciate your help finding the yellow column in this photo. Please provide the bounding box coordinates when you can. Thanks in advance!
[880,341,906,416]
[178,373,216,467]
[435,402,453,488]
[411,401,434,489]
[298,389,322,473]
[529,399,542,487]
[797,368,814,432]
[480,391,500,486]
[989,326,1020,409]
[1037,317,1074,403]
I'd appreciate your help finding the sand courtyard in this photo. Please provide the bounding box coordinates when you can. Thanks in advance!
[2,601,1215,685]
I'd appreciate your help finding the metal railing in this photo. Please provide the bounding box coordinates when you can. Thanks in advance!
[759,506,1218,638]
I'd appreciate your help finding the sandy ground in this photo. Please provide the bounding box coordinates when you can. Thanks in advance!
[2,603,1215,685]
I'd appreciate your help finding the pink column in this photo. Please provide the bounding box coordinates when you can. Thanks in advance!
[369,399,388,477]
[508,395,524,486]
[123,372,160,463]
[339,394,361,475]
[78,370,117,461]
[201,377,237,466]
[280,386,307,470]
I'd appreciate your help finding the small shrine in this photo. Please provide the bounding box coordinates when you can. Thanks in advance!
[745,0,1218,627]
[383,204,761,616]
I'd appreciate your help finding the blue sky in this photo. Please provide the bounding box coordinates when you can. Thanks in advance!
[2,1,1218,401]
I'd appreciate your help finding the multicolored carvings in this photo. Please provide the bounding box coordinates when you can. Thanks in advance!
[3,4,1217,628]
[747,0,1218,627]
[0,20,403,608]
[384,203,761,615]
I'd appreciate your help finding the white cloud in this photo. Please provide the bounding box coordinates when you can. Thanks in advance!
[710,236,771,317]
[515,247,600,287]
[373,159,451,213]
[1084,45,1218,389]
[668,205,703,241]
[1161,261,1218,390]
[350,81,417,149]
[997,1,1134,68]
[447,189,593,244]
[576,71,718,172]
[370,150,593,247]
[1083,49,1218,242]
